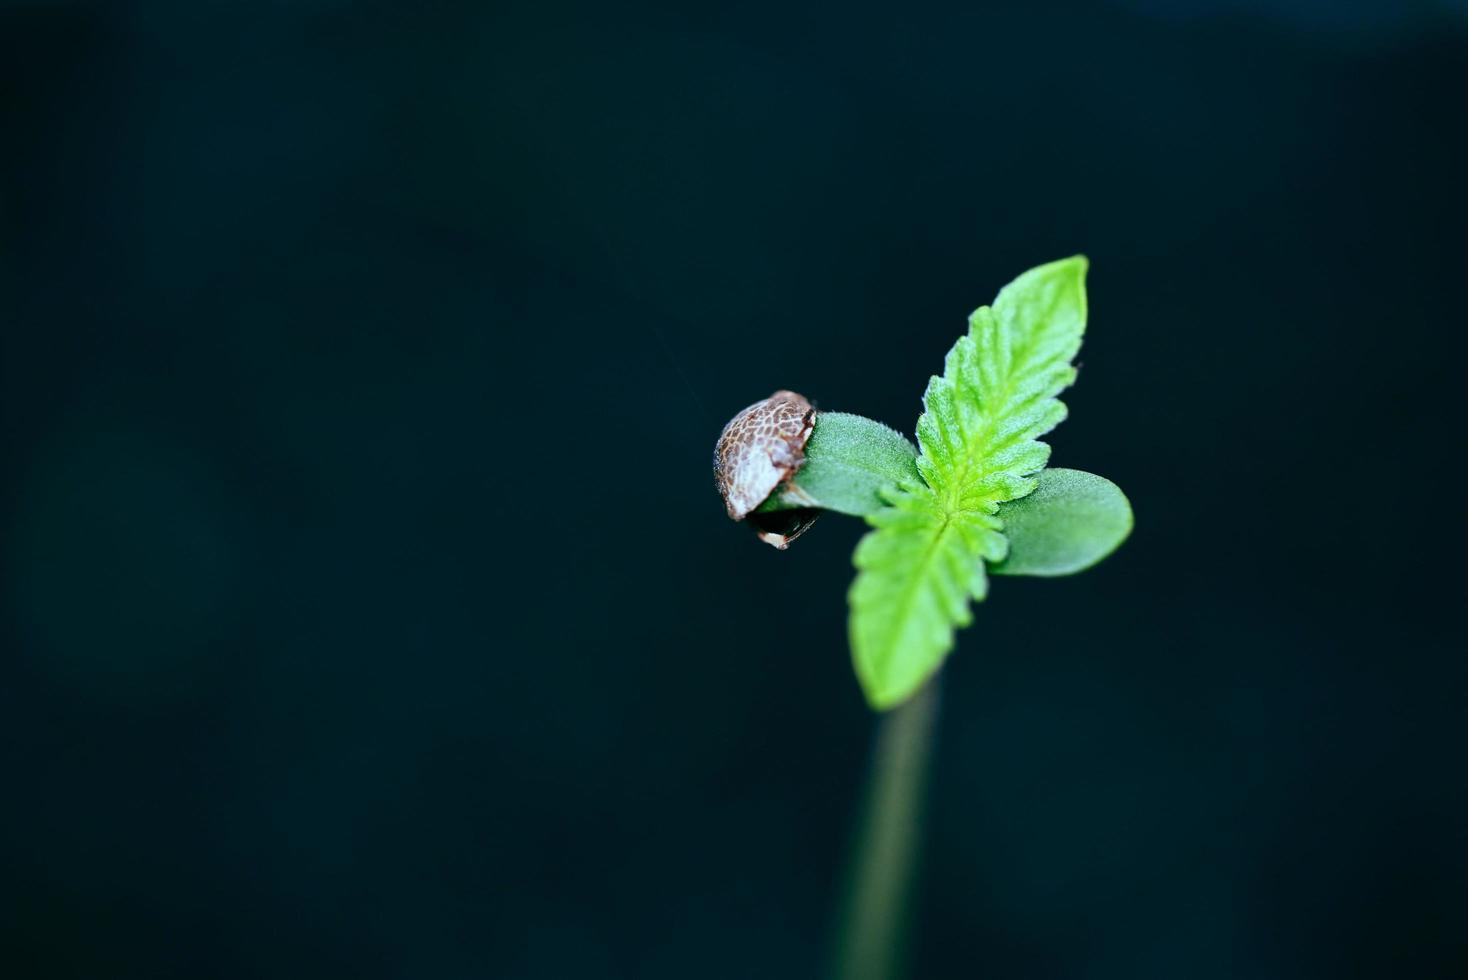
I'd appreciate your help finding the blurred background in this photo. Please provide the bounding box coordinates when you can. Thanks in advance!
[2,1,1465,977]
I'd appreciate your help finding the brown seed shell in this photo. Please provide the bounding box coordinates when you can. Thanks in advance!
[748,509,821,550]
[713,390,815,521]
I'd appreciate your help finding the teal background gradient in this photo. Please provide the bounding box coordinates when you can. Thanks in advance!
[2,1,1465,977]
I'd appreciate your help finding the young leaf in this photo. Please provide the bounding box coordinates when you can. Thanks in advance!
[848,481,1007,708]
[757,412,919,517]
[990,468,1133,577]
[849,257,1088,708]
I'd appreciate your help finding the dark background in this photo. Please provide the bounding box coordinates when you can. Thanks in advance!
[2,1,1465,977]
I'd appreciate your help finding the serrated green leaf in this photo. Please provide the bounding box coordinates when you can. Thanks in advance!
[991,468,1133,577]
[849,257,1089,708]
[849,481,1007,709]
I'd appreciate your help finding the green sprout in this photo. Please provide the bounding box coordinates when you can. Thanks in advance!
[714,256,1132,710]
[713,257,1132,980]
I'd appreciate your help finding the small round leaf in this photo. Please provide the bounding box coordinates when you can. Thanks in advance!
[990,468,1132,577]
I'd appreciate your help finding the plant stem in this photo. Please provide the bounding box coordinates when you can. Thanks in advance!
[830,677,941,980]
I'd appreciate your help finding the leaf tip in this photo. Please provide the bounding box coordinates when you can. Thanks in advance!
[856,667,934,712]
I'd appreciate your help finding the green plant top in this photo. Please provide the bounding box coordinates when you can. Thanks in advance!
[713,257,1131,709]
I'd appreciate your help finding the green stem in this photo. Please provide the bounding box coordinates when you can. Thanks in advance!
[830,677,941,980]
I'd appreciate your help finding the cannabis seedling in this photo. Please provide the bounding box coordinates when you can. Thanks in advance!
[714,256,1132,710]
[714,257,1131,980]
